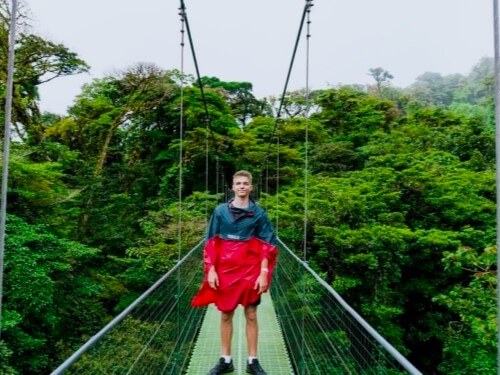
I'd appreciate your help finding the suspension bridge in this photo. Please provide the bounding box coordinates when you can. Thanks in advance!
[1,0,499,374]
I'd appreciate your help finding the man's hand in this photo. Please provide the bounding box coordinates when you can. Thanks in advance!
[254,271,269,294]
[207,267,219,290]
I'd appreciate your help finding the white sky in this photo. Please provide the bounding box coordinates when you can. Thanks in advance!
[27,0,493,115]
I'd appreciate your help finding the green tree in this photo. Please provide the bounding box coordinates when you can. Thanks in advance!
[268,84,495,372]
[406,72,465,107]
[434,246,496,374]
[313,86,400,145]
[368,67,394,94]
[200,76,266,127]
[46,64,182,247]
[2,215,105,374]
[0,2,89,143]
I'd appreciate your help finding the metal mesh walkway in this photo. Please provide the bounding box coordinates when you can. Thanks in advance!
[187,293,293,374]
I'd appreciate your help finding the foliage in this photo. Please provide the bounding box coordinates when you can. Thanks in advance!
[200,76,267,126]
[0,340,17,374]
[433,246,496,374]
[2,215,105,374]
[265,76,495,373]
[0,7,89,144]
[0,14,496,373]
[368,67,394,94]
[313,86,400,147]
[121,191,214,296]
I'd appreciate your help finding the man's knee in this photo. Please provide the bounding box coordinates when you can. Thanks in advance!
[221,311,234,323]
[245,306,258,323]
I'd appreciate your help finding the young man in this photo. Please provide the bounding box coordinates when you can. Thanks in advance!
[192,170,278,375]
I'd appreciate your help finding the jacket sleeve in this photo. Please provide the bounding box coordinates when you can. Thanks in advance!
[203,236,219,274]
[261,240,278,265]
[204,206,224,273]
[206,205,222,240]
[255,209,277,246]
[250,237,278,282]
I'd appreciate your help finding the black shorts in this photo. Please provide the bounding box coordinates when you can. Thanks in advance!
[248,298,261,307]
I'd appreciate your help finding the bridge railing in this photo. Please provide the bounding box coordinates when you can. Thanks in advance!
[272,238,422,375]
[51,241,206,375]
[52,236,422,375]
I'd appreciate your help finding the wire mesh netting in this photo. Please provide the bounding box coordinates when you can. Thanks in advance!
[53,238,420,375]
[271,240,420,375]
[59,242,206,375]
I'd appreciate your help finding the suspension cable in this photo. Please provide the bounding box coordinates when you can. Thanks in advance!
[0,0,18,339]
[275,136,280,234]
[258,0,314,196]
[268,0,314,150]
[300,2,313,371]
[179,0,221,219]
[303,0,313,263]
[180,0,311,205]
[178,5,186,269]
[176,6,186,365]
[492,0,500,372]
[205,115,209,219]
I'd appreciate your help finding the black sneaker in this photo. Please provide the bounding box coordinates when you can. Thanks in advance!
[207,358,234,374]
[246,359,267,375]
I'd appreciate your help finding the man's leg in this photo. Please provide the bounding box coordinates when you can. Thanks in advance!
[244,305,258,357]
[245,305,268,374]
[207,311,235,374]
[221,310,235,355]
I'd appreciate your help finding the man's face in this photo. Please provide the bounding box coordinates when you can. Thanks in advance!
[232,176,253,198]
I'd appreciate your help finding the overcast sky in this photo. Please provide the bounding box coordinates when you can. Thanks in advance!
[27,0,493,115]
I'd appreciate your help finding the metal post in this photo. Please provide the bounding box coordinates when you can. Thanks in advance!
[493,1,500,373]
[177,6,186,368]
[0,0,18,338]
[275,136,280,233]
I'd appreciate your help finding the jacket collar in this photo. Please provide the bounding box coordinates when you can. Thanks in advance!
[228,199,255,219]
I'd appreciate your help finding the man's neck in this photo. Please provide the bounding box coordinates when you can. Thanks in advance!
[232,197,250,208]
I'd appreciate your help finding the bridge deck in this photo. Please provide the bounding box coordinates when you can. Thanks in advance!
[187,293,293,374]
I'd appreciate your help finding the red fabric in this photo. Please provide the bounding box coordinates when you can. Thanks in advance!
[191,236,278,312]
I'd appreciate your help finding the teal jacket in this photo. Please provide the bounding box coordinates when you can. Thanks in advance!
[206,199,277,245]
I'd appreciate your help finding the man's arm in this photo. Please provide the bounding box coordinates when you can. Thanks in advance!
[254,257,270,294]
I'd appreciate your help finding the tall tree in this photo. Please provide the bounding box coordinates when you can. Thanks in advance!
[200,76,266,127]
[0,1,89,143]
[406,71,467,108]
[368,67,394,94]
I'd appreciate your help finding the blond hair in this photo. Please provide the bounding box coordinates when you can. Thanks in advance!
[233,170,253,184]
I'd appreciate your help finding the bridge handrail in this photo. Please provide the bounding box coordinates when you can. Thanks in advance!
[278,238,422,375]
[50,240,204,375]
